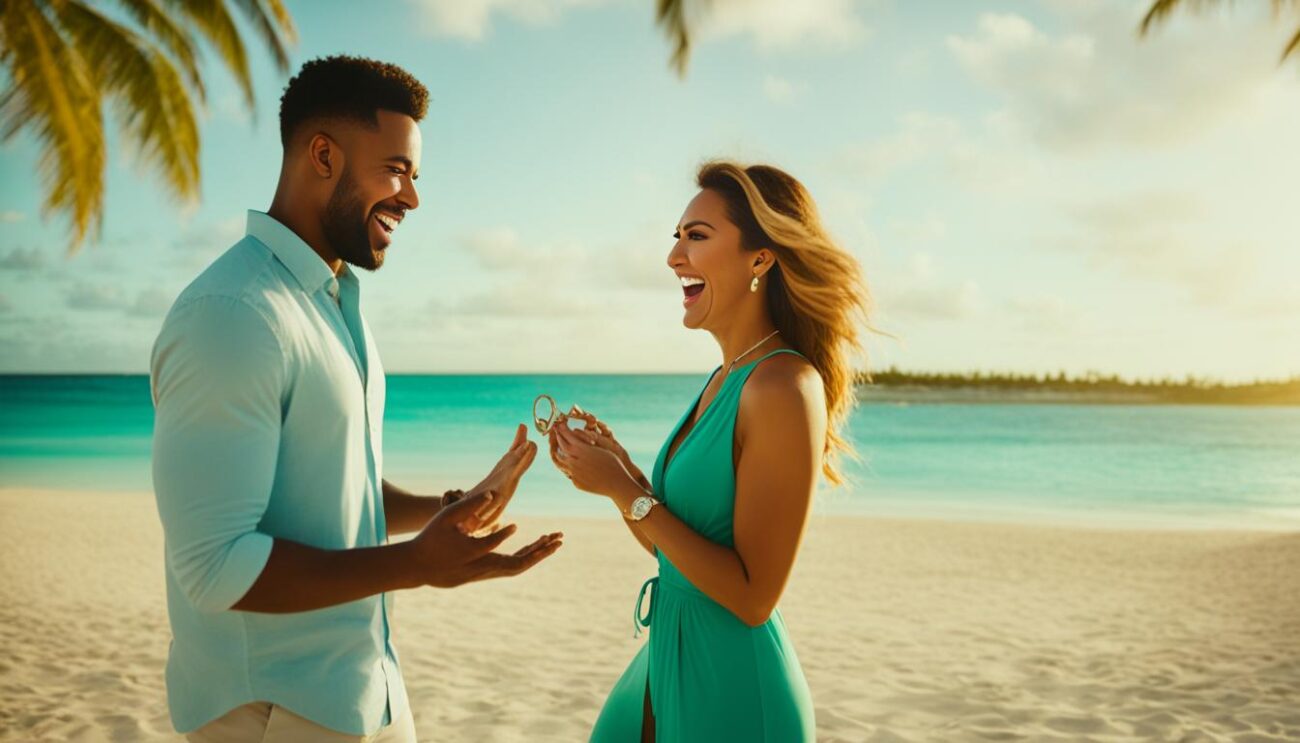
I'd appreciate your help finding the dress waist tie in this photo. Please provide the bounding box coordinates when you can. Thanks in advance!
[633,576,658,639]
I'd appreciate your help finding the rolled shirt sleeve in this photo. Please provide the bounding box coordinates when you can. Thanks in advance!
[151,294,285,613]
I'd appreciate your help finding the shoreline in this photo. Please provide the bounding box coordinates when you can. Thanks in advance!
[6,487,1296,536]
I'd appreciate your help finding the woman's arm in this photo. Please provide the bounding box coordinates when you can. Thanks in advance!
[562,359,826,626]
[620,472,658,558]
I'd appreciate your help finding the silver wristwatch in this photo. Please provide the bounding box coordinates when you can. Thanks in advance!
[625,494,660,521]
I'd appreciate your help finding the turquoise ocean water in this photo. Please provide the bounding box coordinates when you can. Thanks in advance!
[2,374,1298,530]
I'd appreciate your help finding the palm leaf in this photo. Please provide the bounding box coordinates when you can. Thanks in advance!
[1139,0,1198,36]
[0,0,297,252]
[1141,0,1300,62]
[0,1,105,247]
[1284,26,1300,58]
[51,1,200,205]
[227,0,297,73]
[113,0,206,102]
[656,0,691,77]
[257,0,296,37]
[1272,0,1300,59]
[154,0,255,108]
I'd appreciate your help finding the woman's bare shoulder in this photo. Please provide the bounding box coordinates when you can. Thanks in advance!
[741,351,826,424]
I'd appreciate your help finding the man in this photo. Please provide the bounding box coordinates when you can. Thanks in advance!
[150,55,563,742]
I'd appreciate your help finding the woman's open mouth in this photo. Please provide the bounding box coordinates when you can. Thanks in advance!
[680,275,705,306]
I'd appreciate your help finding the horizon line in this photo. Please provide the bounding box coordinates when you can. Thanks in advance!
[3,369,1298,385]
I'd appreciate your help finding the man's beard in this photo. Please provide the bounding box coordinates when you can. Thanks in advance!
[322,165,382,271]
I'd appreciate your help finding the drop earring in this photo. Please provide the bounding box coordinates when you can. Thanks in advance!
[750,274,760,293]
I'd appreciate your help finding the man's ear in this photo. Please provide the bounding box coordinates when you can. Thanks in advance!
[307,132,338,179]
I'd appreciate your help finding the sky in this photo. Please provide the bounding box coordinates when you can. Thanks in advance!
[1,0,1297,379]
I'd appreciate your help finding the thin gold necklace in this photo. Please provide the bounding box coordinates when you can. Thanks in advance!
[726,330,781,374]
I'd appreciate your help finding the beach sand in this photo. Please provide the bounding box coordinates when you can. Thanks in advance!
[1,489,1297,742]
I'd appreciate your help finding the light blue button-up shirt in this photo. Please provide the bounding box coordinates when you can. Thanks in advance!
[150,210,406,735]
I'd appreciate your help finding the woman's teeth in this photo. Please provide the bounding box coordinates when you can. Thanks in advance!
[680,275,705,304]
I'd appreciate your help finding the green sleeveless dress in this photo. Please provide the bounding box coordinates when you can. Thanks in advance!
[590,348,816,742]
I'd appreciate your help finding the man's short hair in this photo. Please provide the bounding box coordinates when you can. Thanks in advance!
[279,55,429,146]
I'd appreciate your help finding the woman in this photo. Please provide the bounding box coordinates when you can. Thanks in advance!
[548,161,870,742]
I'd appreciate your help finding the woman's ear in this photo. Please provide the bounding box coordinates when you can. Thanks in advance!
[753,250,777,278]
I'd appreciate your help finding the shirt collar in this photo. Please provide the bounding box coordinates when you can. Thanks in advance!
[246,210,338,295]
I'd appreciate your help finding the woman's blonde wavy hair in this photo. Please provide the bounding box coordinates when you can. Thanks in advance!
[697,160,872,486]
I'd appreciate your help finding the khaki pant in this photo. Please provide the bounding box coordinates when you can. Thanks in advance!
[186,702,416,743]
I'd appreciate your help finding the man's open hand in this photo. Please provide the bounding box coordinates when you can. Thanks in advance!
[406,491,562,587]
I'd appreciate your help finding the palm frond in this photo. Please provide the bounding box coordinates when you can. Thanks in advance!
[1140,0,1196,36]
[0,0,105,249]
[656,0,691,77]
[1283,25,1300,58]
[1141,0,1300,64]
[227,0,297,73]
[258,0,296,38]
[155,0,255,107]
[112,0,206,102]
[1272,0,1300,59]
[0,0,298,252]
[51,1,200,206]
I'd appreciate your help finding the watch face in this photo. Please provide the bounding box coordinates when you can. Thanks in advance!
[632,497,653,519]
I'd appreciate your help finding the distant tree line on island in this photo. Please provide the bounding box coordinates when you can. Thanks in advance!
[855,367,1300,405]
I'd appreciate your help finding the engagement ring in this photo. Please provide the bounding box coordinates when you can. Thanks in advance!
[535,392,582,439]
[533,394,561,435]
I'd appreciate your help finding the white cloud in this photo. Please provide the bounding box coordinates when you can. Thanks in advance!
[127,287,176,318]
[165,214,246,271]
[435,279,599,319]
[1062,190,1263,306]
[65,282,129,312]
[409,0,870,51]
[1247,291,1300,319]
[460,226,527,270]
[888,280,981,321]
[440,226,596,317]
[604,230,676,291]
[63,282,176,318]
[875,252,982,321]
[394,225,690,371]
[458,224,676,296]
[762,75,797,103]
[447,225,659,322]
[835,111,1037,197]
[410,0,606,40]
[0,246,44,271]
[838,112,962,177]
[459,226,589,274]
[1004,295,1083,334]
[1068,190,1200,237]
[0,314,153,373]
[888,214,947,244]
[946,6,1291,150]
[894,47,931,77]
[694,0,869,50]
